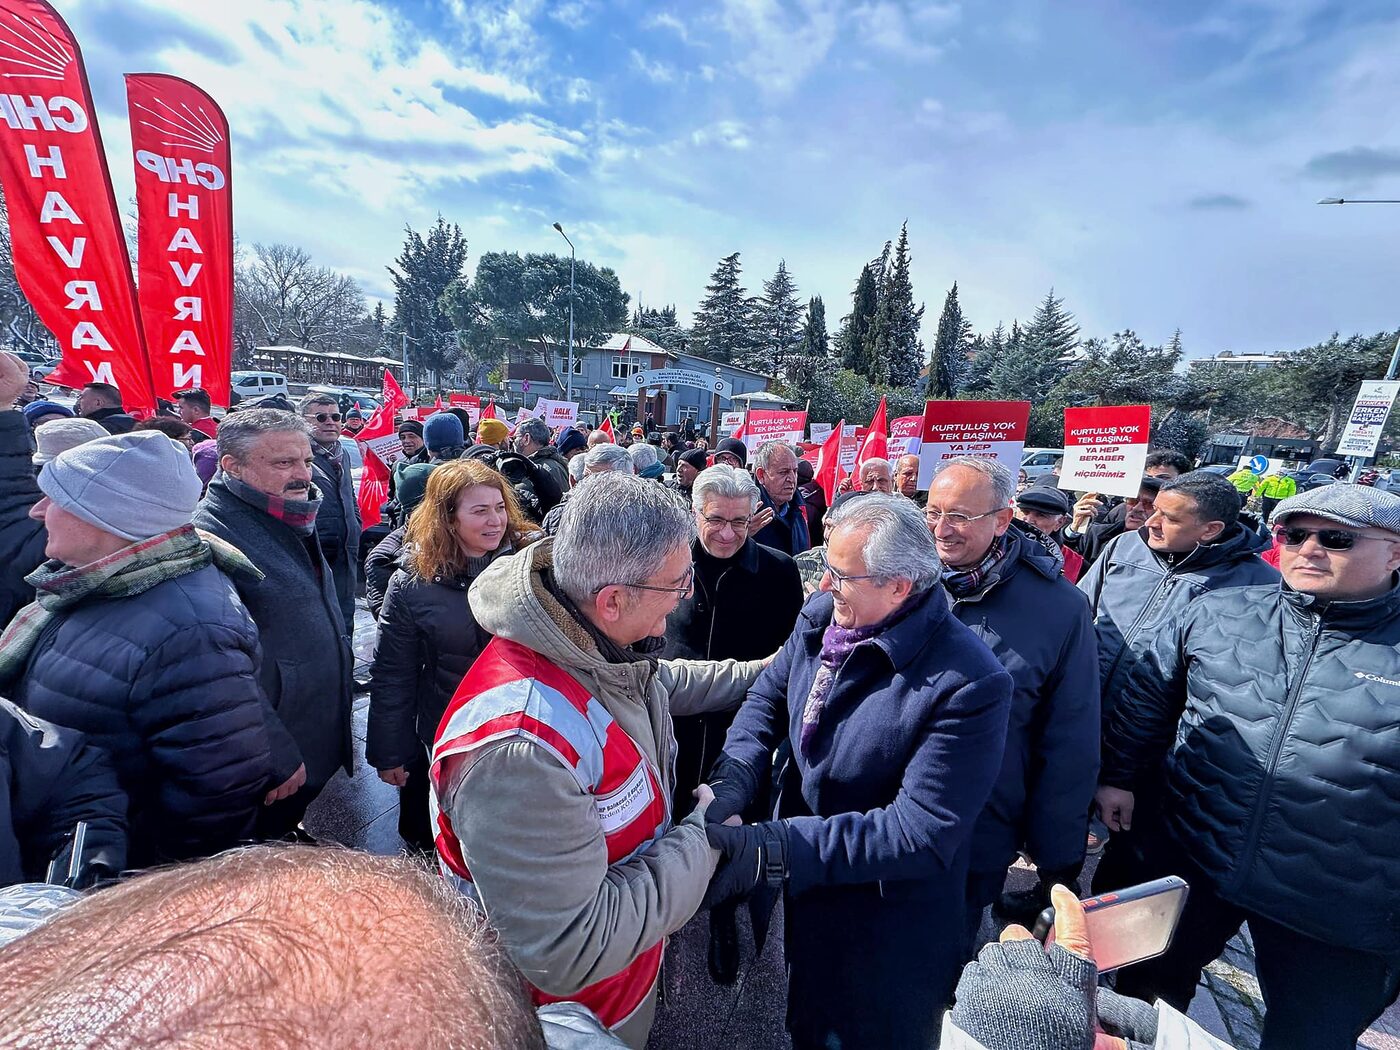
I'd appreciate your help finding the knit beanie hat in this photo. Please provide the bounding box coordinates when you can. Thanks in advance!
[397,419,425,437]
[39,431,201,541]
[556,427,587,457]
[423,411,465,454]
[22,399,73,426]
[33,417,108,466]
[715,438,748,468]
[477,418,509,446]
[396,462,437,518]
[678,447,709,471]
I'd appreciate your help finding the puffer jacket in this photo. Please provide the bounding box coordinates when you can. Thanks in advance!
[310,438,361,633]
[1077,523,1277,716]
[1101,579,1400,954]
[437,539,764,1048]
[364,526,406,621]
[6,562,276,865]
[949,525,1100,875]
[0,412,46,628]
[366,545,505,770]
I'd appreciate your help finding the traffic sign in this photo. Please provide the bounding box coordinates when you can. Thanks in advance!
[522,380,531,393]
[1249,454,1268,475]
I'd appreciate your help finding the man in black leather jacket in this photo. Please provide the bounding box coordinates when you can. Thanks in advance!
[1096,483,1400,1050]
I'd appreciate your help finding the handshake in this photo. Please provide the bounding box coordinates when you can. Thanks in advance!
[694,759,790,911]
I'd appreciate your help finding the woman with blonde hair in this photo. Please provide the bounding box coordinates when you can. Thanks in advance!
[368,459,538,849]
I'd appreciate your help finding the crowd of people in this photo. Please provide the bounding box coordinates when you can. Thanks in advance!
[1,346,1398,1050]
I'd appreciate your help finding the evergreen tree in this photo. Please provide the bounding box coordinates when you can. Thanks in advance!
[692,252,755,363]
[1024,287,1080,359]
[963,322,1006,393]
[627,302,687,352]
[747,260,804,376]
[800,295,829,359]
[386,215,469,379]
[885,223,925,388]
[837,263,879,374]
[926,282,970,398]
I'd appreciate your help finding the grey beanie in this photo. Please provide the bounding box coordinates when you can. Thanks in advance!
[32,417,108,466]
[39,431,202,541]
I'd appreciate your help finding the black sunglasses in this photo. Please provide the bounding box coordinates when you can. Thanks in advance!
[307,411,342,423]
[1273,525,1370,552]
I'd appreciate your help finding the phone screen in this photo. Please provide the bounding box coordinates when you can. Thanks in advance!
[1035,877,1189,973]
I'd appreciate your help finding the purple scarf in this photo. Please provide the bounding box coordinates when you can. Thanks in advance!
[798,592,926,758]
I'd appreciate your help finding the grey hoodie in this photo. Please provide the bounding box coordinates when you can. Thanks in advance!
[446,539,765,1048]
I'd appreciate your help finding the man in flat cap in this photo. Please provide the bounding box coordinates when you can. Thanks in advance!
[1096,483,1400,1049]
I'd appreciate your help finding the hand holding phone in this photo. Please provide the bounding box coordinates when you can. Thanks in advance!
[1031,876,1190,973]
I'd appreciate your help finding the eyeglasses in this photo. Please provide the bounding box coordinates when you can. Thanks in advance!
[700,514,750,533]
[817,551,883,591]
[594,563,695,597]
[1272,526,1386,552]
[306,412,342,423]
[925,508,1002,530]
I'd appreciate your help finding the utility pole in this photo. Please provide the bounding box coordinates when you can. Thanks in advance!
[552,222,576,403]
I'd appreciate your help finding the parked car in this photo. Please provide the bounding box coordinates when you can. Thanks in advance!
[1287,470,1339,492]
[1020,447,1064,480]
[1199,464,1236,478]
[230,371,289,404]
[308,385,381,418]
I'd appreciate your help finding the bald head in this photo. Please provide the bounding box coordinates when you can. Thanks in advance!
[586,428,612,448]
[0,847,544,1050]
[895,455,921,498]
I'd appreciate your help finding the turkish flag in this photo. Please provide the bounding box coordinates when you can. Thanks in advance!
[815,417,847,505]
[599,416,614,440]
[481,398,497,420]
[856,396,888,467]
[354,369,411,529]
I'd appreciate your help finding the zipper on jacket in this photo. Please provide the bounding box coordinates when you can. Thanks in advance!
[1231,613,1321,895]
[1103,568,1177,687]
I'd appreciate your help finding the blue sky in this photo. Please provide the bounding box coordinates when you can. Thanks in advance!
[61,0,1400,357]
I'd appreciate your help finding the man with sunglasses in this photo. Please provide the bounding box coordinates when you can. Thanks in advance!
[663,464,804,983]
[428,473,766,1048]
[299,393,361,634]
[1094,484,1400,1049]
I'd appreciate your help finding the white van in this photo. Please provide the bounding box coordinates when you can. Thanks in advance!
[230,371,289,403]
[1020,447,1065,480]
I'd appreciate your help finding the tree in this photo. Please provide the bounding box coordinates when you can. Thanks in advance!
[0,184,56,357]
[627,303,687,352]
[1055,329,1183,408]
[747,260,804,377]
[441,251,629,390]
[836,263,879,375]
[1024,287,1080,360]
[885,223,926,388]
[926,282,970,398]
[233,243,369,368]
[691,252,756,364]
[387,216,469,381]
[800,296,829,360]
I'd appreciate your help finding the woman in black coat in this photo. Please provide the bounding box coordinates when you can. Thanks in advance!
[368,459,539,849]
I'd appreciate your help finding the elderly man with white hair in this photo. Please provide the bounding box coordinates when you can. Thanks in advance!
[541,443,635,535]
[430,473,766,1048]
[857,456,894,493]
[627,440,665,481]
[665,464,805,982]
[703,493,1013,1049]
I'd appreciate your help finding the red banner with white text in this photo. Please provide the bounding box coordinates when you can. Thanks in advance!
[0,0,154,411]
[126,73,232,407]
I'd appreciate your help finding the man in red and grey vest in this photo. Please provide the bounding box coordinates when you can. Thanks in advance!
[430,472,767,1047]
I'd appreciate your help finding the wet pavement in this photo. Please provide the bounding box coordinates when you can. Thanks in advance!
[307,601,1400,1049]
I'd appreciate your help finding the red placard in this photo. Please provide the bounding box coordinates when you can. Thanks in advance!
[917,400,1030,488]
[127,73,233,407]
[737,409,807,451]
[0,1,155,411]
[1061,405,1151,497]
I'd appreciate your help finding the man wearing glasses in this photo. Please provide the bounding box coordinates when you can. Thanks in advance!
[664,464,804,983]
[429,473,765,1048]
[700,494,1012,1049]
[1095,484,1400,1050]
[299,393,361,633]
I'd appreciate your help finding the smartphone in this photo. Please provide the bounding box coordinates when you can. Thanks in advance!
[1031,876,1189,973]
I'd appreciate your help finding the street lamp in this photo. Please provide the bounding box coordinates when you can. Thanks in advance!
[552,222,576,403]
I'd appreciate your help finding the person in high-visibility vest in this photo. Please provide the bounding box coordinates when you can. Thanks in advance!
[1257,471,1298,521]
[1227,466,1261,504]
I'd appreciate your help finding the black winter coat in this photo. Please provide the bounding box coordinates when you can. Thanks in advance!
[0,412,45,629]
[6,562,275,866]
[193,478,354,791]
[364,526,405,621]
[310,439,361,634]
[0,698,126,885]
[1102,579,1400,955]
[950,526,1101,875]
[366,552,499,770]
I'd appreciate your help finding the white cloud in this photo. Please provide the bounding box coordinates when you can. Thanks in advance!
[629,49,676,83]
[691,120,752,150]
[564,77,593,103]
[851,1,955,60]
[647,12,692,43]
[549,1,595,30]
[717,0,841,97]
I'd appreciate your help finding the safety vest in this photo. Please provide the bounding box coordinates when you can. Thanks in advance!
[430,636,670,1030]
[1258,474,1297,499]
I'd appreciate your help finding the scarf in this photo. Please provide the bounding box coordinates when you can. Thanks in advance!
[224,474,322,536]
[542,568,665,670]
[0,524,262,686]
[941,533,1008,599]
[798,587,929,758]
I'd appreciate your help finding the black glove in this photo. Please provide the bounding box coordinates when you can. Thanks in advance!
[703,756,757,826]
[950,937,1097,1050]
[702,820,788,910]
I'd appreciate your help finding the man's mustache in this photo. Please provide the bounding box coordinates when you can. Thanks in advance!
[283,482,310,495]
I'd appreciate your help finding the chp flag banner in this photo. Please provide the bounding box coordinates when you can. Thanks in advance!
[126,73,232,406]
[887,416,923,459]
[0,0,155,412]
[736,409,807,452]
[1061,405,1152,498]
[1335,381,1400,459]
[354,370,411,529]
[917,400,1031,488]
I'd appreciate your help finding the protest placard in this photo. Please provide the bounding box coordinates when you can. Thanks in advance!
[720,410,746,436]
[887,416,923,459]
[810,422,835,446]
[839,425,864,470]
[534,398,580,428]
[1061,405,1152,497]
[917,401,1031,488]
[1335,381,1400,458]
[738,410,808,451]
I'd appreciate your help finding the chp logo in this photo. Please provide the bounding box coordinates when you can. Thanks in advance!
[131,92,226,188]
[0,7,72,81]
